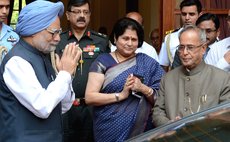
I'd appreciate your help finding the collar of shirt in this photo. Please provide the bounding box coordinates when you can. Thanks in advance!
[67,29,92,41]
[183,61,206,76]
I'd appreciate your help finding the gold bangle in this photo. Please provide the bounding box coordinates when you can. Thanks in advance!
[146,88,153,97]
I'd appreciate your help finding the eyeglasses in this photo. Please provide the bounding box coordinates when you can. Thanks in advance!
[69,10,90,16]
[46,28,62,38]
[177,44,204,53]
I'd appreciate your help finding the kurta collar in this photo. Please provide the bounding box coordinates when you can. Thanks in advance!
[19,39,46,56]
[183,61,206,76]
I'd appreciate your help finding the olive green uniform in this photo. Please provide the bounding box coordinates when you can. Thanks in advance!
[56,29,110,142]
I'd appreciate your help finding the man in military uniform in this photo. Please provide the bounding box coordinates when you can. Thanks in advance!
[55,0,110,142]
[0,0,19,64]
[158,0,202,71]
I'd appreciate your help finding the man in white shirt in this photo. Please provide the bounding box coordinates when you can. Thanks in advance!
[172,13,220,69]
[159,0,202,71]
[0,1,81,142]
[205,10,230,72]
[110,12,159,62]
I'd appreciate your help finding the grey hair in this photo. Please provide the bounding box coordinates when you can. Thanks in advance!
[179,25,206,43]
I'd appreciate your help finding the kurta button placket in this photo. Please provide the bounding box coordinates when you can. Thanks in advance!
[184,107,188,112]
[186,92,189,96]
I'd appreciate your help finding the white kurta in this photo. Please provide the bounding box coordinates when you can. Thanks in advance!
[3,56,75,119]
[205,37,230,72]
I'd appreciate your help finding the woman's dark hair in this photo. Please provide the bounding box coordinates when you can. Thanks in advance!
[110,17,144,48]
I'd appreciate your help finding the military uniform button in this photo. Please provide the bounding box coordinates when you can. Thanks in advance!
[184,108,188,112]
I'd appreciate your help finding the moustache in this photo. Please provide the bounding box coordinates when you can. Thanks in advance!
[77,17,86,22]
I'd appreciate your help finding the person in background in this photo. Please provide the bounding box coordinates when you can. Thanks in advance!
[150,28,161,54]
[110,11,159,62]
[0,0,19,64]
[98,26,108,35]
[172,13,220,69]
[85,17,165,142]
[0,1,81,142]
[205,10,230,72]
[55,0,110,142]
[152,25,230,127]
[159,0,202,71]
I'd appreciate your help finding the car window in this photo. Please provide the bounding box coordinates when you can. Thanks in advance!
[126,102,230,142]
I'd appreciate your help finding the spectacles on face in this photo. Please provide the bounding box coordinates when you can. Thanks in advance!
[69,10,90,16]
[46,28,62,38]
[177,44,204,53]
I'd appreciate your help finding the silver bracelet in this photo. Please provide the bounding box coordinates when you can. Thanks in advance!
[115,93,120,102]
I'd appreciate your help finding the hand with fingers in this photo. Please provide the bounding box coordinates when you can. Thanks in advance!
[130,76,143,93]
[120,74,135,100]
[55,42,82,76]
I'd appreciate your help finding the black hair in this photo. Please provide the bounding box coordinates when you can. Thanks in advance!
[196,13,220,30]
[180,0,202,14]
[67,0,91,11]
[110,17,144,48]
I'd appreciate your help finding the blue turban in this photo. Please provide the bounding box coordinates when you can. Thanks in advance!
[16,0,64,36]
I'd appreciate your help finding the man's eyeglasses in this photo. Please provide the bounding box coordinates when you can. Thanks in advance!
[46,28,62,38]
[69,10,90,16]
[177,44,204,53]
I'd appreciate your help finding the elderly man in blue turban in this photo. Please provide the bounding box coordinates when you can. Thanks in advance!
[0,1,82,142]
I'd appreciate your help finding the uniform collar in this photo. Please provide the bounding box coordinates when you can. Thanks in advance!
[67,29,93,40]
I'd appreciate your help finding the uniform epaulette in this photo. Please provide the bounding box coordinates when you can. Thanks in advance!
[91,30,108,39]
[165,28,180,35]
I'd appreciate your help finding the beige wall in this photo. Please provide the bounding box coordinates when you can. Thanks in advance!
[139,0,161,43]
[90,0,126,35]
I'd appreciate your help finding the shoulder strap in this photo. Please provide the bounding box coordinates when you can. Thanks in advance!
[166,35,173,65]
[0,46,8,63]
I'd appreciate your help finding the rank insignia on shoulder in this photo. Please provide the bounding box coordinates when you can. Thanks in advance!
[165,28,180,35]
[7,35,17,42]
[98,32,107,38]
